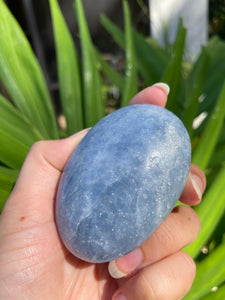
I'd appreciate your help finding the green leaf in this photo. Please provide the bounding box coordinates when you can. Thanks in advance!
[182,47,209,135]
[101,14,125,48]
[218,121,225,144]
[0,177,14,211]
[0,167,19,211]
[208,142,225,168]
[184,242,225,299]
[0,127,30,169]
[101,14,167,84]
[184,165,225,259]
[74,0,104,127]
[132,33,167,84]
[121,0,138,107]
[0,166,19,181]
[163,19,186,113]
[0,95,44,141]
[192,80,225,171]
[199,37,225,114]
[49,0,83,135]
[0,95,42,168]
[94,49,125,91]
[199,284,225,300]
[0,0,59,139]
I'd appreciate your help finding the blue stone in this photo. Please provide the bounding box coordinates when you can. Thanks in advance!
[56,104,191,263]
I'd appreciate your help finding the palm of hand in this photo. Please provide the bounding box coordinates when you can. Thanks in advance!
[0,129,117,300]
[0,185,117,300]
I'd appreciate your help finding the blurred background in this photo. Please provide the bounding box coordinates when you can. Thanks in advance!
[3,0,225,98]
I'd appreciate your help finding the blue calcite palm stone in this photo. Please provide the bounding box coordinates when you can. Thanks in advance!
[56,104,191,263]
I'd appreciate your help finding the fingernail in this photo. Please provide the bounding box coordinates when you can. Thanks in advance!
[108,248,143,279]
[113,292,128,300]
[153,82,170,96]
[76,127,91,135]
[108,260,126,279]
[69,127,91,139]
[191,174,203,201]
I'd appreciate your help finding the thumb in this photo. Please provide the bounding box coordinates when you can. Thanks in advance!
[1,129,89,225]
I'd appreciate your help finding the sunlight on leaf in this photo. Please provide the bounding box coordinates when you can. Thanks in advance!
[121,0,138,107]
[0,0,59,139]
[49,0,83,135]
[74,0,105,127]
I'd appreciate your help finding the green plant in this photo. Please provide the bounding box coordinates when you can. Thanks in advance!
[209,0,225,40]
[0,0,225,298]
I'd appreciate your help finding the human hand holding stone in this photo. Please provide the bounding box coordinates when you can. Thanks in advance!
[0,84,206,300]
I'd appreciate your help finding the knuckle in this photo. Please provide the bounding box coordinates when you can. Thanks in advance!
[26,140,51,167]
[137,272,158,300]
[190,209,201,233]
[175,205,201,238]
[154,222,174,252]
[180,251,196,280]
[29,140,47,153]
[183,206,201,237]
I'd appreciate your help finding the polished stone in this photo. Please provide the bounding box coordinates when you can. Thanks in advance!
[56,104,191,263]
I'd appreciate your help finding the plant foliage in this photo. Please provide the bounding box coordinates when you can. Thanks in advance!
[0,0,225,298]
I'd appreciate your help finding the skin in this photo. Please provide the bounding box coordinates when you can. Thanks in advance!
[0,85,206,300]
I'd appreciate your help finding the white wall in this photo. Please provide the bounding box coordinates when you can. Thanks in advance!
[149,0,208,60]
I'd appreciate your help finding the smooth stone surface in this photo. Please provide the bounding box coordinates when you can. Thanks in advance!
[56,104,191,263]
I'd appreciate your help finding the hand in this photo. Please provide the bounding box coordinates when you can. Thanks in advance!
[0,84,206,300]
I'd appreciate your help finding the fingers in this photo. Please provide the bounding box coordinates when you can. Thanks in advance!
[180,164,206,206]
[109,205,200,279]
[1,129,89,222]
[112,251,196,300]
[128,83,169,107]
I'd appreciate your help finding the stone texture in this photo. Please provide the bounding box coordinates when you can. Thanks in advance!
[56,104,191,263]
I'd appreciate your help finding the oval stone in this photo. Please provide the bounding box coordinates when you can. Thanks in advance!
[56,104,191,263]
